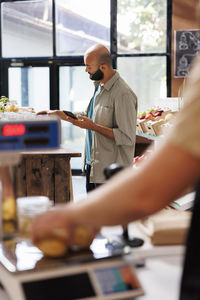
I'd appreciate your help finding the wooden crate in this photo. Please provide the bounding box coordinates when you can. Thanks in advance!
[14,149,81,203]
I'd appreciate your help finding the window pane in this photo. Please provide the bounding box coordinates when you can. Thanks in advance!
[8,67,50,111]
[117,57,166,112]
[59,66,94,169]
[117,0,167,53]
[2,0,53,57]
[56,0,110,56]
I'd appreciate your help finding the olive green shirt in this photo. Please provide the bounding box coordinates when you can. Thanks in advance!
[82,71,137,183]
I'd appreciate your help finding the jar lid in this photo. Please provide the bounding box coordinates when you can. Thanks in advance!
[17,196,52,215]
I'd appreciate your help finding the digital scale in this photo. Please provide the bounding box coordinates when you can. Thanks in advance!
[0,115,60,151]
[0,235,144,300]
[0,115,144,300]
[0,115,61,166]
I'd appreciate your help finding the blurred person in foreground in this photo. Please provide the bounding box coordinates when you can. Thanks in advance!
[32,4,200,299]
[37,44,137,192]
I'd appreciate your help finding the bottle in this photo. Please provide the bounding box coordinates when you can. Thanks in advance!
[0,166,17,239]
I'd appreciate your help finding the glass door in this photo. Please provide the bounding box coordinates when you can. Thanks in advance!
[8,67,50,112]
[59,66,94,170]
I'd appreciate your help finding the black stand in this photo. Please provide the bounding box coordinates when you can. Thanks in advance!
[104,163,144,248]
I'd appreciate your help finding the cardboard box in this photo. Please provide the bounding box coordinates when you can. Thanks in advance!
[136,119,148,133]
[137,207,191,245]
[144,119,165,136]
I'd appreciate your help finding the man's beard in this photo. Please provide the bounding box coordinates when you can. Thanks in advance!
[89,68,104,80]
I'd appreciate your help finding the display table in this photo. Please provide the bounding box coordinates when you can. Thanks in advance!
[135,132,162,156]
[136,131,161,141]
[14,148,81,203]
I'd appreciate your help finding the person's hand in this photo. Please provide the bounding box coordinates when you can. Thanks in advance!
[36,111,95,129]
[60,114,95,129]
[74,115,95,130]
[31,204,72,244]
[48,110,69,121]
[31,204,98,247]
[36,110,51,115]
[37,110,69,121]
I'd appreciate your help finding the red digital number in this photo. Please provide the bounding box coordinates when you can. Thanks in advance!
[2,124,26,136]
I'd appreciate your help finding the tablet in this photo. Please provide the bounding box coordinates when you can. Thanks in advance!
[63,110,78,120]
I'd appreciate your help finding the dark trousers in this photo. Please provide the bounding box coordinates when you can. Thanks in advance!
[86,164,102,193]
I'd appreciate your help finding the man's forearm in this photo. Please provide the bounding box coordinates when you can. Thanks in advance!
[92,123,115,140]
[68,142,200,228]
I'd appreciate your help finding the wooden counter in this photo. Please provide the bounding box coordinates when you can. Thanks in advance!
[14,148,81,203]
[135,132,156,156]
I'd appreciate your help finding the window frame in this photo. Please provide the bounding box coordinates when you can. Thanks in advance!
[0,0,172,96]
[0,0,172,172]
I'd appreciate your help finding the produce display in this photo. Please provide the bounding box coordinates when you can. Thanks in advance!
[6,103,19,112]
[0,96,19,112]
[136,108,177,136]
[0,96,10,112]
[0,96,35,114]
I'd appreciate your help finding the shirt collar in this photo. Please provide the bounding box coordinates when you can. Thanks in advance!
[93,71,119,91]
[103,71,119,91]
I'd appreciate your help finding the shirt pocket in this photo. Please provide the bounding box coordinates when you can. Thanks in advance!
[95,105,113,127]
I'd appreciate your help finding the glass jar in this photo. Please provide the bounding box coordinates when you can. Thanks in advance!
[17,196,53,239]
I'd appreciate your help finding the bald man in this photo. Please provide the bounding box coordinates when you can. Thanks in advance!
[38,44,137,192]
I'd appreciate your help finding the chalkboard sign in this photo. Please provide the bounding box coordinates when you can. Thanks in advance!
[175,30,200,78]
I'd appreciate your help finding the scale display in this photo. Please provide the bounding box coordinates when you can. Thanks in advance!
[22,273,96,300]
[0,117,60,151]
[94,264,139,295]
